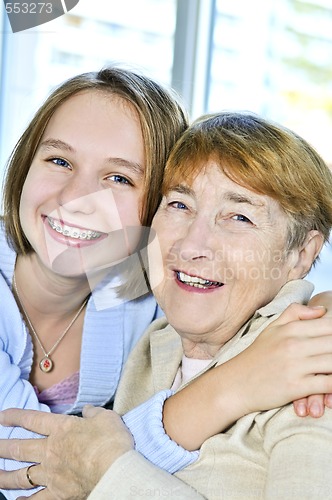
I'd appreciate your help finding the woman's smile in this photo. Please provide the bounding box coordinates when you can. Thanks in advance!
[150,162,297,345]
[175,270,224,291]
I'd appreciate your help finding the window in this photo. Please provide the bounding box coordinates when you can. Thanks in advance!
[3,0,331,167]
[0,0,330,290]
[0,0,176,174]
[208,0,332,165]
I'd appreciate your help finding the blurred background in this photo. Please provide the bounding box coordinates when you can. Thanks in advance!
[0,0,331,291]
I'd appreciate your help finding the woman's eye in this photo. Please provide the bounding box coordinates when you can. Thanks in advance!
[108,174,131,185]
[169,201,188,210]
[232,214,252,223]
[50,158,71,169]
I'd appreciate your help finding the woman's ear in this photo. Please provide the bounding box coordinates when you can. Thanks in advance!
[287,230,324,280]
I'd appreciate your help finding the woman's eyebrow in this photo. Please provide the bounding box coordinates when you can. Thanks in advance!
[168,185,195,196]
[223,191,265,208]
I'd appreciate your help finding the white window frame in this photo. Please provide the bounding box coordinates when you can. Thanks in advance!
[0,0,215,181]
[172,0,215,119]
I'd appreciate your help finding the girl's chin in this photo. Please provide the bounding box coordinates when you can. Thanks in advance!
[47,249,130,278]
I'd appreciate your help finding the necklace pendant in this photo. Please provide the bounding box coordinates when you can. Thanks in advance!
[39,356,53,373]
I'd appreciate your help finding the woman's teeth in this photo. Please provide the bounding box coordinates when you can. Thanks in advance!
[177,271,223,288]
[47,217,102,240]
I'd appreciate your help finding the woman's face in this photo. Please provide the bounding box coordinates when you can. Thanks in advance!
[149,162,303,357]
[20,90,145,277]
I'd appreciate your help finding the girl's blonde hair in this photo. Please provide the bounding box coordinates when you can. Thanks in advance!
[2,65,189,254]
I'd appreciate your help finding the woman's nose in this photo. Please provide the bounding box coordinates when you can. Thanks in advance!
[177,217,215,261]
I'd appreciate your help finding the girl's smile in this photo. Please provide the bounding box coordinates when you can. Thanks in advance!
[20,90,145,277]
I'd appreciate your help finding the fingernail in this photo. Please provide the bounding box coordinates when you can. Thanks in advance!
[325,394,332,407]
[295,403,307,417]
[309,402,323,418]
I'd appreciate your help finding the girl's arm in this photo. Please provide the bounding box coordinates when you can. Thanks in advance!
[0,276,49,499]
[163,293,332,451]
[0,276,50,427]
[0,294,331,490]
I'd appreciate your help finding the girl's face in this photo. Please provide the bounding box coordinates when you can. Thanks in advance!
[20,90,146,277]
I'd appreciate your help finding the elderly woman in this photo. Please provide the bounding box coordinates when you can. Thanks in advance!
[100,111,332,498]
[1,112,332,499]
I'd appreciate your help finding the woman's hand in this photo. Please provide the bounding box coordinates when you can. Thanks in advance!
[0,405,134,499]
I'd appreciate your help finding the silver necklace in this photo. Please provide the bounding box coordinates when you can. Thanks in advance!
[13,272,88,373]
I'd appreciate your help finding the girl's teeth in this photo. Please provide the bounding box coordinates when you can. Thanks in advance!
[47,217,102,241]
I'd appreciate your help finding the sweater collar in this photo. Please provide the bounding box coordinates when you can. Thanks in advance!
[255,279,313,318]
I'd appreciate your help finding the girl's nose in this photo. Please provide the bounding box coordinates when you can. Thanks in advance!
[54,186,124,235]
[57,176,100,215]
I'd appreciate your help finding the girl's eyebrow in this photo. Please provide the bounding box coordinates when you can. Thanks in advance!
[106,157,144,176]
[39,138,144,176]
[39,138,74,152]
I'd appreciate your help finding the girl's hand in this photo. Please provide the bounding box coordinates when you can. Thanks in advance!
[293,394,332,418]
[293,291,332,418]
[164,302,332,450]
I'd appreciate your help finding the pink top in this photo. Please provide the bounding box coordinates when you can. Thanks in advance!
[34,371,80,414]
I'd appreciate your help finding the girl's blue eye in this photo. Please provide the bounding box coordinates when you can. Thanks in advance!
[109,175,131,185]
[51,158,70,168]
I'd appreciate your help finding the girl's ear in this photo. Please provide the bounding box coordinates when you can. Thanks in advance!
[287,230,324,280]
